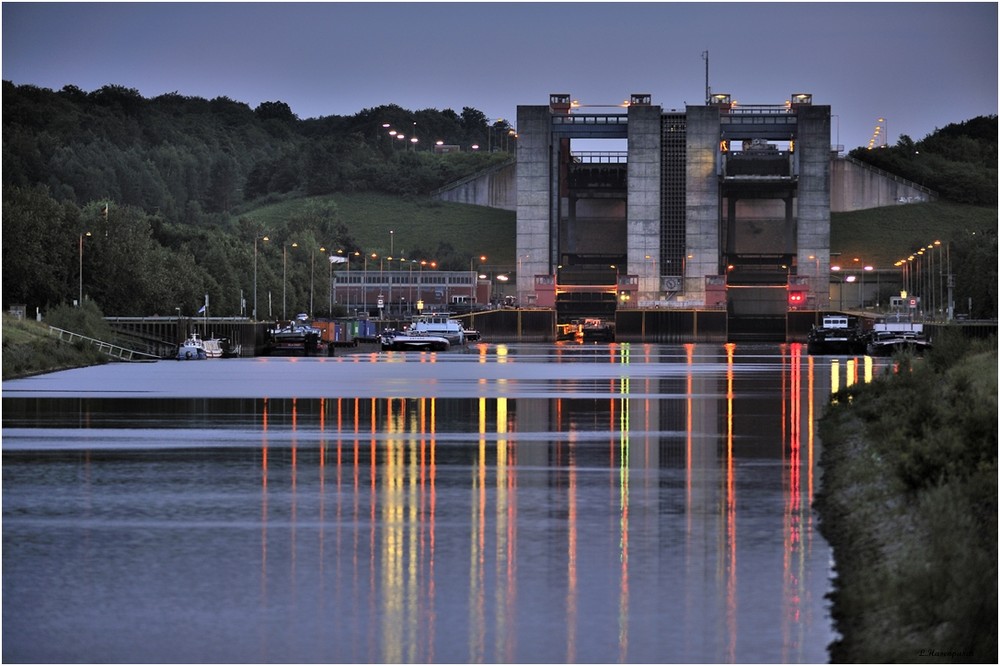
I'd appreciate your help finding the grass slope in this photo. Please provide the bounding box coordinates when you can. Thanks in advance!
[2,315,108,380]
[243,192,517,265]
[830,201,995,267]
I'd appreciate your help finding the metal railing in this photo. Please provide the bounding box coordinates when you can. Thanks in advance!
[48,326,161,362]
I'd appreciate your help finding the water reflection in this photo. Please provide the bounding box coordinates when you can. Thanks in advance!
[2,344,886,663]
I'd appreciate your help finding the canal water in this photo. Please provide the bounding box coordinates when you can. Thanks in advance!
[2,343,886,663]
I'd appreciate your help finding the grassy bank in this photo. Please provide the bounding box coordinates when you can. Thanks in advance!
[244,192,517,265]
[815,333,997,662]
[2,306,112,380]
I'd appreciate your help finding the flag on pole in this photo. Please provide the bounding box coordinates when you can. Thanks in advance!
[198,305,207,314]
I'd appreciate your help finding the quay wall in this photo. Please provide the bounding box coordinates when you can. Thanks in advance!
[108,311,991,355]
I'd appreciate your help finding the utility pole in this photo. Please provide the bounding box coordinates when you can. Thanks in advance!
[946,242,954,321]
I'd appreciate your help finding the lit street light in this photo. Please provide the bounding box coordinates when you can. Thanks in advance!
[253,233,270,320]
[77,230,92,306]
[283,241,299,320]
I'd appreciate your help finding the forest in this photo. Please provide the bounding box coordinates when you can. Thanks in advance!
[2,80,996,318]
[2,81,514,316]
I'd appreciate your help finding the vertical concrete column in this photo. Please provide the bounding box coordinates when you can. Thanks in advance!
[796,106,832,309]
[685,106,721,306]
[627,105,663,302]
[516,106,553,305]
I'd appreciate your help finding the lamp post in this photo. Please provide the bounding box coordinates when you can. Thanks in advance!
[473,255,486,305]
[78,231,92,306]
[418,260,427,305]
[350,251,360,311]
[253,234,270,320]
[366,253,377,314]
[330,250,338,315]
[408,260,416,312]
[310,246,327,317]
[283,241,298,320]
[852,257,873,309]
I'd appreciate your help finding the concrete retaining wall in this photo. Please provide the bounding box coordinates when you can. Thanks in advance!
[434,159,516,210]
[831,157,935,212]
[438,154,935,216]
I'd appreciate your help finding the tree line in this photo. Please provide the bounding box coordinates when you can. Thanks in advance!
[2,82,513,317]
[849,115,997,206]
[2,81,514,219]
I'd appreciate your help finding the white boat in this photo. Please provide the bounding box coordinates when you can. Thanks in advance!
[864,315,931,356]
[176,332,208,360]
[409,314,466,345]
[202,338,223,358]
[380,329,451,352]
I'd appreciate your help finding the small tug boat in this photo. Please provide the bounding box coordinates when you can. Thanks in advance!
[863,315,932,356]
[176,332,208,360]
[806,315,864,355]
[408,314,466,345]
[558,318,615,343]
[267,314,329,356]
[380,329,451,352]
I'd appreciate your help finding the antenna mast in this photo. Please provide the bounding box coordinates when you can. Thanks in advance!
[702,50,710,104]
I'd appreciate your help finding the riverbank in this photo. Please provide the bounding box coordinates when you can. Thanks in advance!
[814,333,997,663]
[2,315,109,380]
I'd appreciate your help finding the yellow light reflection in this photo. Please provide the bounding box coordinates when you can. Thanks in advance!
[567,426,578,664]
[725,342,737,663]
[618,372,631,662]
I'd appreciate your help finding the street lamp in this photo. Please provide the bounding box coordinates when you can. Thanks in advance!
[283,241,298,320]
[310,246,326,317]
[253,234,270,320]
[851,257,873,309]
[78,230,92,306]
[366,253,377,313]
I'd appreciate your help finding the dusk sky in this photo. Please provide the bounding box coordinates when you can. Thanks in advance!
[3,2,997,151]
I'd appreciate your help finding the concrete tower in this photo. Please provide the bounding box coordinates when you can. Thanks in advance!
[516,93,831,331]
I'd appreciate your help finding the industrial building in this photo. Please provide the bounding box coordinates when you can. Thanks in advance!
[515,93,832,337]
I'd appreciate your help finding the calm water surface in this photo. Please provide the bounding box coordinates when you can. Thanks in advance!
[3,343,887,663]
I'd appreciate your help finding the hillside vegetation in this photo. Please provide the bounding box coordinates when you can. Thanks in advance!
[851,115,997,206]
[2,81,995,319]
[816,333,997,662]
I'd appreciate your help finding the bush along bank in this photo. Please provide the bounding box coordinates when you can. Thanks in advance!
[814,333,997,663]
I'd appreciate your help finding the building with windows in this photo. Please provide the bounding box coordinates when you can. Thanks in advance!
[331,268,480,317]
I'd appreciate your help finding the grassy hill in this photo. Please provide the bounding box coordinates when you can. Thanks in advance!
[243,192,517,266]
[830,201,995,267]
